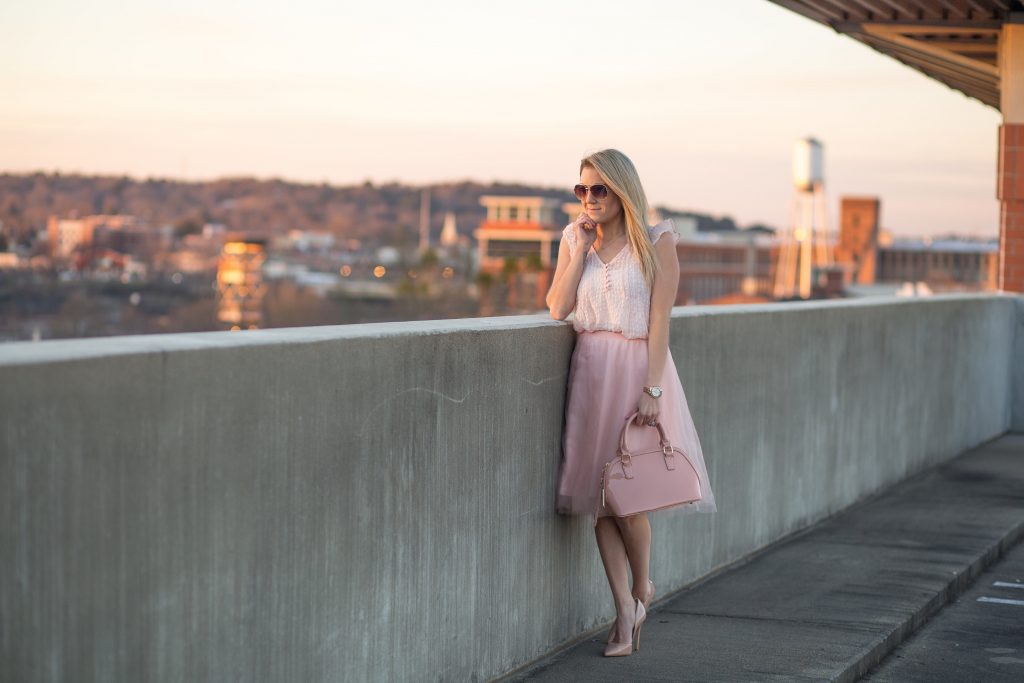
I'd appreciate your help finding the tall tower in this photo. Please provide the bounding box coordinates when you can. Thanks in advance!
[774,138,834,299]
[419,188,431,253]
[440,212,459,247]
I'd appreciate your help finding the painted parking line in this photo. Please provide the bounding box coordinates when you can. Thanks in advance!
[992,581,1024,590]
[976,596,1024,606]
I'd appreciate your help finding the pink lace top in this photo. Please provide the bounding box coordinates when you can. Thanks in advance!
[562,218,678,340]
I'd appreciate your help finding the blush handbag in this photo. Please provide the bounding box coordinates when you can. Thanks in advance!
[595,412,703,523]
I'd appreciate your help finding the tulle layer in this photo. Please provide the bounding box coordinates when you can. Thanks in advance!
[556,330,717,519]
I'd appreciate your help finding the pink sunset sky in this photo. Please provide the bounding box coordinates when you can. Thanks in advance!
[1,0,1000,237]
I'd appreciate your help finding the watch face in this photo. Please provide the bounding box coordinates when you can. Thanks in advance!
[648,387,662,398]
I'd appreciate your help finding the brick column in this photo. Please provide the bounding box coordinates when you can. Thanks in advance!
[999,22,1024,292]
[998,125,1024,291]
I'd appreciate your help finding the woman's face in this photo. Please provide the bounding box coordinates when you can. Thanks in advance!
[580,166,623,226]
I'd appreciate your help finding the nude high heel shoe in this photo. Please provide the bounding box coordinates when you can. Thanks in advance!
[603,599,646,657]
[605,579,654,642]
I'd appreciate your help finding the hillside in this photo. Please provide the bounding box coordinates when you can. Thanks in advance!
[0,172,775,248]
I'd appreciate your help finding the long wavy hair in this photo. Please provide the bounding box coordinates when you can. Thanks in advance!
[579,149,658,286]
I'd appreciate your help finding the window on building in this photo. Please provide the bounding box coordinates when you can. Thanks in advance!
[508,206,519,221]
[488,239,540,260]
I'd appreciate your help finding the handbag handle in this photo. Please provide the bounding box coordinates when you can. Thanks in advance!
[619,411,672,458]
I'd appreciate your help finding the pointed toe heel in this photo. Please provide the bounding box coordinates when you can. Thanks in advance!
[603,599,646,657]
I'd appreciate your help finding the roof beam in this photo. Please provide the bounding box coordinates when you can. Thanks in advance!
[911,63,998,104]
[856,32,999,87]
[862,23,1000,76]
[878,46,998,98]
[765,0,1007,110]
[924,39,998,52]
[796,0,857,21]
[836,19,1002,28]
[964,1,995,15]
[903,0,951,20]
[858,31,997,74]
[873,0,925,19]
[935,0,968,18]
[847,0,900,17]
[769,0,838,22]
[867,24,1000,32]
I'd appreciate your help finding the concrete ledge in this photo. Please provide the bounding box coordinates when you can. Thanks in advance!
[1,293,1021,682]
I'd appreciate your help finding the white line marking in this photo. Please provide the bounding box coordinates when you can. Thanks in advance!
[977,596,1024,606]
[993,581,1024,590]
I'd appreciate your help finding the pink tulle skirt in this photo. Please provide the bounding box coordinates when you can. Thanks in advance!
[556,330,717,519]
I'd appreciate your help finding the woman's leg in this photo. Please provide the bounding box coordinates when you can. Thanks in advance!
[595,517,635,642]
[614,513,652,603]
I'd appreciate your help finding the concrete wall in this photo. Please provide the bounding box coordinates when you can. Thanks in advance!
[0,293,1019,683]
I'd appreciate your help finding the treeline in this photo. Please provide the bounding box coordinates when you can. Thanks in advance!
[0,172,773,247]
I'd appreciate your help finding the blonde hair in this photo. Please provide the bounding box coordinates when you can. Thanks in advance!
[579,149,658,286]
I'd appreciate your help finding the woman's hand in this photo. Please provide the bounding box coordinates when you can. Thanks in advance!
[635,392,660,426]
[573,212,598,250]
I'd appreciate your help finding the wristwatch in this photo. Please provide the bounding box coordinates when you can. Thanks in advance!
[643,386,663,399]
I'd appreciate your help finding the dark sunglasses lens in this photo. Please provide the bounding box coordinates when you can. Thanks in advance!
[573,185,587,200]
[592,185,609,199]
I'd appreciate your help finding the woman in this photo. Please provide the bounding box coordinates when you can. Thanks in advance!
[546,149,717,657]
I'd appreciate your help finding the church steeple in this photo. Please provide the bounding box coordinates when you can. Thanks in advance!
[440,212,459,247]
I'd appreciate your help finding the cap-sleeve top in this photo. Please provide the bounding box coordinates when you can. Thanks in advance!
[562,218,678,340]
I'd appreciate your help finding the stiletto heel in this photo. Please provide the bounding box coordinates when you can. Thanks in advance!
[603,599,646,657]
[633,599,646,652]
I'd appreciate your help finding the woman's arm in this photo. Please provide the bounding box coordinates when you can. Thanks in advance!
[546,224,592,319]
[636,232,680,424]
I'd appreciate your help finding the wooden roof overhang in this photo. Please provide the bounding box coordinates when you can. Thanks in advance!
[767,1,1022,110]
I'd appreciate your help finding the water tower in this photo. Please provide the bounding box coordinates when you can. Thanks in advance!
[774,138,834,299]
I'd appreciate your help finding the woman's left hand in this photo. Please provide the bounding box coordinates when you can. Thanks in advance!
[635,392,660,426]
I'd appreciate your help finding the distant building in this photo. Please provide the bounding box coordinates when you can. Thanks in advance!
[216,239,267,330]
[283,229,335,253]
[473,196,565,273]
[566,197,777,305]
[833,197,997,291]
[676,232,778,305]
[46,214,146,260]
[877,239,998,289]
[835,197,880,284]
[477,194,783,306]
[0,252,20,269]
[47,216,94,258]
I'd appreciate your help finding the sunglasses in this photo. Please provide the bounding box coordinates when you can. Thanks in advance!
[574,184,610,201]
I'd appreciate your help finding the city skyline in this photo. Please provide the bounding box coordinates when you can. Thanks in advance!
[2,0,1000,237]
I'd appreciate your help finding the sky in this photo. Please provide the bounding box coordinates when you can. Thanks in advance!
[0,0,1001,237]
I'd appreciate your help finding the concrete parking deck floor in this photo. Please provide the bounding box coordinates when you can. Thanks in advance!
[862,539,1024,682]
[508,433,1024,683]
